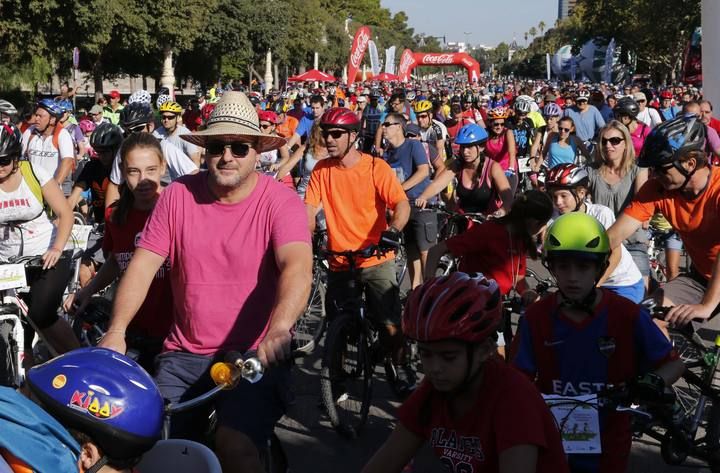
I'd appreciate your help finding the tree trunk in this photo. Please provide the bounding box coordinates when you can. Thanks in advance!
[160,46,176,99]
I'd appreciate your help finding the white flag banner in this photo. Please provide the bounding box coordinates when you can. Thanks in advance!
[385,46,396,74]
[368,41,381,76]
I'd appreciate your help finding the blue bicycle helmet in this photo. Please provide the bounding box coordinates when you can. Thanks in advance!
[27,347,163,461]
[57,99,74,113]
[494,85,505,94]
[638,114,705,168]
[36,98,64,118]
[455,123,488,146]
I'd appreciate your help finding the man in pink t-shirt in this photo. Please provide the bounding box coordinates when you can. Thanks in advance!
[100,92,312,472]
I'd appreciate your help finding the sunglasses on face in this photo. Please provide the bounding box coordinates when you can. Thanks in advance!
[161,115,177,121]
[637,100,647,103]
[417,114,429,119]
[321,129,348,139]
[205,142,252,157]
[382,122,400,128]
[260,123,273,129]
[601,136,624,146]
[0,155,14,167]
[559,127,572,133]
[491,121,505,127]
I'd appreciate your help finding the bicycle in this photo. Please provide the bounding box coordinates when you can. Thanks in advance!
[0,255,67,387]
[631,300,720,470]
[162,350,291,473]
[501,267,556,348]
[293,231,328,355]
[319,244,400,438]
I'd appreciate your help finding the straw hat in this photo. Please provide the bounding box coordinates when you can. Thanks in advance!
[180,91,286,153]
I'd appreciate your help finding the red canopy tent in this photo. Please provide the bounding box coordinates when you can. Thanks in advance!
[287,69,335,82]
[373,72,400,81]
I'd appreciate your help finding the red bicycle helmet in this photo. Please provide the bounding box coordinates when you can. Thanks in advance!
[660,90,673,100]
[258,110,278,124]
[319,107,360,131]
[201,103,216,124]
[545,163,589,189]
[403,272,501,343]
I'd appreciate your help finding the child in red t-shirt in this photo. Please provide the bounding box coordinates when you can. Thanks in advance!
[362,273,569,473]
[65,132,173,371]
[425,190,553,297]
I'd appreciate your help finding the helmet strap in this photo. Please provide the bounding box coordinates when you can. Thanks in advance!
[674,160,697,193]
[85,455,110,473]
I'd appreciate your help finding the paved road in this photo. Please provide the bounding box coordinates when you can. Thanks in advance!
[275,259,713,472]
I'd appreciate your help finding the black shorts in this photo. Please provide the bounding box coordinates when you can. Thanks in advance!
[403,206,438,252]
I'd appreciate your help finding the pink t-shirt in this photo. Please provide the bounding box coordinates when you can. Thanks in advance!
[138,172,310,355]
[630,122,651,157]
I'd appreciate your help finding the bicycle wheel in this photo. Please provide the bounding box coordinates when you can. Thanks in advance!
[320,313,372,438]
[0,317,17,387]
[395,244,408,290]
[293,264,327,354]
[668,332,707,423]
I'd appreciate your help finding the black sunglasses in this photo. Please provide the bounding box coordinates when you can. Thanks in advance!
[260,124,273,129]
[491,121,505,127]
[601,136,624,146]
[559,127,572,133]
[321,129,348,139]
[161,115,177,120]
[205,142,252,157]
[382,122,400,128]
[0,155,14,166]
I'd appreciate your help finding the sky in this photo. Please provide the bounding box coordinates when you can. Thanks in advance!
[380,0,558,48]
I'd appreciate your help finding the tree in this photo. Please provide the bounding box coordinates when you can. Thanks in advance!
[529,27,537,39]
[538,21,546,35]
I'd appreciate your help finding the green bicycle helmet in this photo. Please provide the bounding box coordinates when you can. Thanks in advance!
[543,212,610,265]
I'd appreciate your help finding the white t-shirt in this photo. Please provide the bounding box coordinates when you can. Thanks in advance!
[549,203,642,288]
[110,139,198,185]
[21,127,74,178]
[153,125,200,159]
[0,165,57,260]
[637,107,662,128]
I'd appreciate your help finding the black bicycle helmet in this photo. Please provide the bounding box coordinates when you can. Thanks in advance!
[120,103,154,132]
[90,122,123,151]
[0,124,22,159]
[638,114,706,168]
[613,97,640,119]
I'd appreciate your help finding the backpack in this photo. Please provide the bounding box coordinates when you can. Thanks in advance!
[26,122,64,154]
[17,159,48,218]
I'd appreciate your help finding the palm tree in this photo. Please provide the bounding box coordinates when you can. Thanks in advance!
[524,32,528,45]
[529,26,537,41]
[538,21,546,36]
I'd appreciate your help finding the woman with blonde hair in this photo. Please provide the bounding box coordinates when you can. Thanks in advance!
[587,120,650,289]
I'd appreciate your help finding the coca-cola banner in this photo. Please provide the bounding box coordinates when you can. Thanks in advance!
[347,26,372,86]
[398,49,417,82]
[399,51,481,83]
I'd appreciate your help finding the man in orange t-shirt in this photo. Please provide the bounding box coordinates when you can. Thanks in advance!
[305,107,416,396]
[608,115,720,331]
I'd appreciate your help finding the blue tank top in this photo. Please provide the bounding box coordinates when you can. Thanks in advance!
[546,137,576,169]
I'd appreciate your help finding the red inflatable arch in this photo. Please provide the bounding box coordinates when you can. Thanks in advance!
[398,50,481,83]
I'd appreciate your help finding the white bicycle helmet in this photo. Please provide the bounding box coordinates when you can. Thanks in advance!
[0,100,18,116]
[514,95,533,114]
[156,94,171,109]
[129,89,152,106]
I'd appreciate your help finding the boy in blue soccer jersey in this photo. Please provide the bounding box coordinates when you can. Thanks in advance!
[510,212,684,473]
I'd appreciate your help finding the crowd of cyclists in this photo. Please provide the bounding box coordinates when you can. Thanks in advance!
[0,71,717,472]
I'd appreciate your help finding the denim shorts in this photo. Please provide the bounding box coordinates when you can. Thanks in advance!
[154,351,291,447]
[624,241,649,277]
[648,229,684,252]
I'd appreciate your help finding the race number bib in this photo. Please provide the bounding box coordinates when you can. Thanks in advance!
[543,394,602,454]
[64,225,94,251]
[0,264,27,291]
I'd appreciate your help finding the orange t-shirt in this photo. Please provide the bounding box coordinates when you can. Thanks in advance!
[304,153,408,270]
[624,167,720,279]
[276,115,298,139]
